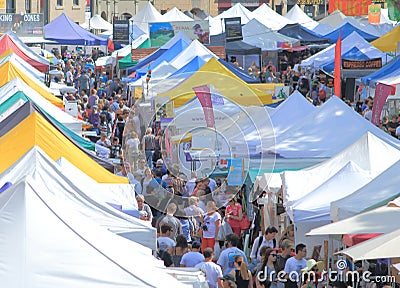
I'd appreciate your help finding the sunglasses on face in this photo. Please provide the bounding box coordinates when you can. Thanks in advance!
[270,254,277,257]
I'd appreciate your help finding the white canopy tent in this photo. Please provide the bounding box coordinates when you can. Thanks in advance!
[81,14,113,30]
[0,78,82,134]
[271,96,400,158]
[339,228,400,260]
[307,197,400,236]
[0,147,157,250]
[0,177,189,288]
[214,3,254,25]
[318,9,347,27]
[300,32,390,69]
[331,159,400,222]
[130,2,163,34]
[169,39,218,69]
[251,3,293,30]
[284,5,319,30]
[281,132,400,206]
[162,7,194,21]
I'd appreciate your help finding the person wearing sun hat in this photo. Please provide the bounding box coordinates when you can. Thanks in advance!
[300,259,324,288]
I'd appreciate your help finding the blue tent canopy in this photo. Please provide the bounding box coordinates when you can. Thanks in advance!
[322,22,378,43]
[361,57,400,85]
[44,13,107,45]
[219,59,260,83]
[169,56,206,78]
[132,39,189,80]
[322,47,370,73]
[278,24,329,45]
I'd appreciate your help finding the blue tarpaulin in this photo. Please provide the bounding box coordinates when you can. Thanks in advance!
[322,22,378,43]
[361,57,400,85]
[169,56,206,78]
[278,23,329,45]
[44,13,107,45]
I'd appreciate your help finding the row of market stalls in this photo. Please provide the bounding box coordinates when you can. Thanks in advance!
[0,31,198,287]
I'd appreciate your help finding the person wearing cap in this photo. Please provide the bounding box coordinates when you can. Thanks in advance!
[180,241,204,267]
[153,158,167,175]
[217,233,248,276]
[221,274,237,288]
[195,248,223,288]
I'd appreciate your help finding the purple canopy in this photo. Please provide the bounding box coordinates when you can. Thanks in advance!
[44,13,107,45]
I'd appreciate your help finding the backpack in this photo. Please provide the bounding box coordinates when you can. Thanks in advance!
[255,236,277,257]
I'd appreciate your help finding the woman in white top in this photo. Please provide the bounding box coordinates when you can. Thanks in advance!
[126,131,140,171]
[201,201,221,253]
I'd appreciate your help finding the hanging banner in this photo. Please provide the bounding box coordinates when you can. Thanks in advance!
[329,0,372,16]
[368,4,381,24]
[193,85,215,128]
[342,58,382,69]
[0,14,43,37]
[224,17,243,42]
[227,158,243,186]
[371,83,395,126]
[113,19,129,45]
[149,20,209,47]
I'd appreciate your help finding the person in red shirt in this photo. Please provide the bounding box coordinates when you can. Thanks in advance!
[226,197,243,237]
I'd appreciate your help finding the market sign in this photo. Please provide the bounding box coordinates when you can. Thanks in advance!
[297,0,324,4]
[224,17,242,42]
[342,58,382,69]
[0,14,43,37]
[113,19,129,45]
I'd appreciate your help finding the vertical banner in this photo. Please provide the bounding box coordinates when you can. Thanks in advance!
[193,85,215,127]
[372,83,395,126]
[224,17,243,42]
[334,30,342,98]
[227,158,243,186]
[329,0,371,15]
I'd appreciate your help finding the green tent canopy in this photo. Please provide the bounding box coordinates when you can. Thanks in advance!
[138,38,151,48]
[118,53,138,69]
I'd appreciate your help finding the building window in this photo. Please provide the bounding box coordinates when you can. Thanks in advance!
[73,0,79,5]
[25,0,31,13]
[6,0,16,13]
[57,0,63,6]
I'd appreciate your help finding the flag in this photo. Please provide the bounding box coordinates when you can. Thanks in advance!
[334,29,342,98]
[371,84,395,126]
[107,38,114,52]
[193,85,215,127]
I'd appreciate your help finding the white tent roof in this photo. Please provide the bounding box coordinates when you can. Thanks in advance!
[271,96,400,158]
[162,7,193,21]
[0,176,188,288]
[281,131,400,206]
[169,40,217,69]
[0,78,82,134]
[284,5,319,30]
[300,31,390,68]
[339,227,400,261]
[318,9,347,27]
[111,34,148,59]
[81,14,113,30]
[307,197,400,236]
[151,60,178,79]
[252,3,293,30]
[131,2,163,34]
[0,147,157,250]
[95,55,116,67]
[242,19,300,50]
[289,161,373,222]
[331,159,400,222]
[215,3,254,25]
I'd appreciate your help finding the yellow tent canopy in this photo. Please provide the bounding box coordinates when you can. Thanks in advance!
[0,112,128,184]
[0,61,63,108]
[371,25,400,52]
[158,58,272,107]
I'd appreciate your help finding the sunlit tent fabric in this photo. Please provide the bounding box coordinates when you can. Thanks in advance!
[361,57,400,85]
[242,19,300,51]
[219,59,260,83]
[162,7,193,21]
[282,132,400,207]
[271,97,400,158]
[371,25,400,52]
[339,227,400,260]
[0,177,187,287]
[0,78,81,134]
[300,32,390,69]
[331,159,400,221]
[159,58,270,107]
[0,33,49,72]
[322,21,379,42]
[0,61,63,108]
[168,56,206,78]
[118,53,138,69]
[130,2,163,34]
[214,3,253,25]
[307,197,400,236]
[251,3,293,30]
[278,23,329,45]
[0,147,156,249]
[0,49,45,81]
[44,13,107,45]
[318,9,347,27]
[284,5,319,30]
[80,14,113,30]
[0,112,127,183]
